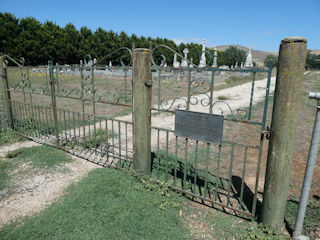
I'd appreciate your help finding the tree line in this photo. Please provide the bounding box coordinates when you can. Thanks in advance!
[0,12,247,67]
[264,51,320,70]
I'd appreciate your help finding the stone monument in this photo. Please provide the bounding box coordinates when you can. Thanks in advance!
[109,61,112,67]
[212,48,218,67]
[199,39,207,68]
[244,47,253,68]
[181,48,189,68]
[173,53,180,68]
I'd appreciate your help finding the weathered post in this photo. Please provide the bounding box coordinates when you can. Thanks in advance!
[132,48,152,175]
[0,56,14,129]
[261,37,307,230]
[48,61,60,146]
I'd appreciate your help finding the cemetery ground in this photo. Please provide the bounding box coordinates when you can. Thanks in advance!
[0,71,319,239]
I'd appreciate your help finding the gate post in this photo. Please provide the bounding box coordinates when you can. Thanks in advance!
[48,61,60,146]
[261,37,307,230]
[132,48,152,175]
[0,56,14,129]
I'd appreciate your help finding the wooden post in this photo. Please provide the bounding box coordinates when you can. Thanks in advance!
[48,61,60,146]
[132,48,152,175]
[0,56,14,129]
[261,37,307,230]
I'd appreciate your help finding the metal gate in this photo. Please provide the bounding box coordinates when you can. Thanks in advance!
[0,46,273,217]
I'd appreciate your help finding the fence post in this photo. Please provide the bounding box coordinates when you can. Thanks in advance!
[132,48,152,175]
[48,61,59,146]
[0,56,14,129]
[261,37,307,230]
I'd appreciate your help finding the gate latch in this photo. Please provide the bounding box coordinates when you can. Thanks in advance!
[261,125,271,140]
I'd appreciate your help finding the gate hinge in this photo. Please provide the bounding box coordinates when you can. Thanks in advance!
[261,125,271,140]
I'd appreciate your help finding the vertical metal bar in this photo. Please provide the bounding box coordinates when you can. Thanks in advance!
[239,147,248,209]
[204,142,210,199]
[124,69,128,103]
[209,72,215,113]
[125,122,128,165]
[118,121,122,166]
[248,72,256,120]
[105,119,109,162]
[227,143,235,207]
[183,138,188,191]
[186,70,191,110]
[174,136,178,187]
[112,119,115,160]
[165,130,169,182]
[193,140,199,194]
[215,145,222,202]
[157,129,160,179]
[63,110,67,142]
[157,70,161,109]
[73,111,76,148]
[293,94,320,239]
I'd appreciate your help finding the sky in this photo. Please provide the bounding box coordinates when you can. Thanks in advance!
[1,0,319,52]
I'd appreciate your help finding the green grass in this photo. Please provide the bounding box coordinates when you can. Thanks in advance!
[0,128,25,146]
[285,198,320,237]
[0,145,73,191]
[0,168,191,240]
[217,95,231,101]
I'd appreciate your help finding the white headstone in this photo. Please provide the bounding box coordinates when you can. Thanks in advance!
[199,39,207,68]
[244,47,253,68]
[235,61,238,68]
[181,48,189,68]
[173,53,180,68]
[212,48,218,67]
[109,61,112,67]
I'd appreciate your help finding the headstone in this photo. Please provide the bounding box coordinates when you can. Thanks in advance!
[212,47,218,67]
[244,47,253,68]
[235,61,238,68]
[173,53,180,68]
[189,58,194,68]
[181,48,189,68]
[199,39,207,68]
[109,61,112,67]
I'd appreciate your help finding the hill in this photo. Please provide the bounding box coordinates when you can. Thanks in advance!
[210,44,278,66]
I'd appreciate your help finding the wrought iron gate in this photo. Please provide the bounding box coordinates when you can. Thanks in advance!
[0,46,273,217]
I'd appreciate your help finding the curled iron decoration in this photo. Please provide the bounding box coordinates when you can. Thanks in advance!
[1,55,25,67]
[151,45,213,68]
[211,100,248,120]
[95,47,132,67]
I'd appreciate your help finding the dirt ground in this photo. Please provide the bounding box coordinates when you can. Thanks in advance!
[0,141,100,227]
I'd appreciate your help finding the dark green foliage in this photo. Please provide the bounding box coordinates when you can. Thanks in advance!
[0,168,190,240]
[305,51,320,69]
[1,12,233,67]
[225,46,246,67]
[264,55,278,68]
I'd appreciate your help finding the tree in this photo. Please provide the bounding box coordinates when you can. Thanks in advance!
[225,46,246,67]
[264,55,278,68]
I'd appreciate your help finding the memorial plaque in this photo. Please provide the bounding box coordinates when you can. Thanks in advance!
[175,110,224,144]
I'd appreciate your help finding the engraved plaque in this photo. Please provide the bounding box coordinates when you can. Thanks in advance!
[175,110,224,144]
